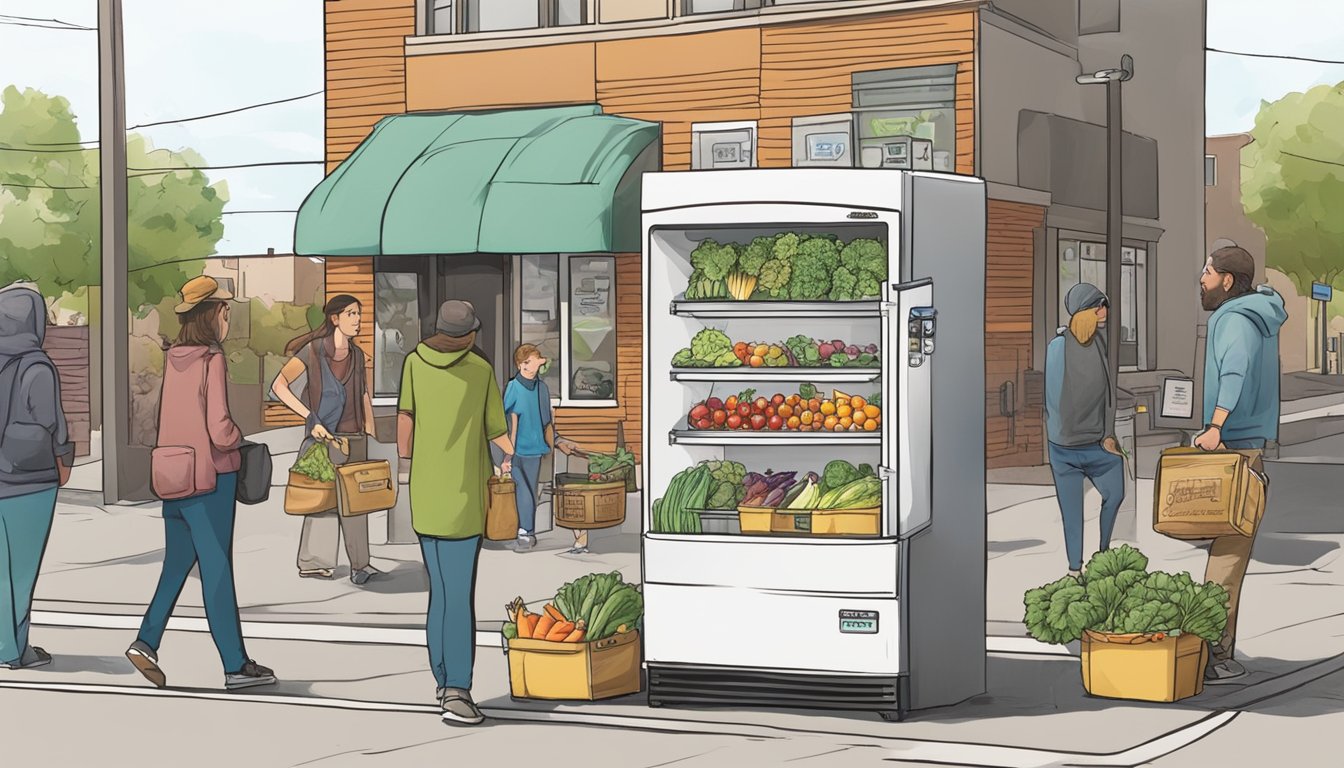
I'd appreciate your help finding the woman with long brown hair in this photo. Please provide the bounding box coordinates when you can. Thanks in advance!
[127,276,275,690]
[1043,282,1126,578]
[271,294,379,584]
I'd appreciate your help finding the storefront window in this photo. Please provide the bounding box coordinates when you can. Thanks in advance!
[373,273,422,398]
[519,254,562,397]
[464,0,538,32]
[1058,239,1147,369]
[567,256,617,403]
[852,65,957,170]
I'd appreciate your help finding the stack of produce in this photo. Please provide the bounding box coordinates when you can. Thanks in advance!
[587,447,636,481]
[671,329,741,369]
[740,470,799,508]
[687,386,882,433]
[682,233,886,302]
[503,571,643,643]
[291,442,336,483]
[777,461,882,511]
[783,336,880,368]
[651,463,713,533]
[704,461,747,510]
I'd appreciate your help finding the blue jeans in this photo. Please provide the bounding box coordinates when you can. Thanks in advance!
[513,455,544,535]
[137,472,247,673]
[0,487,57,664]
[419,535,482,690]
[1048,443,1126,571]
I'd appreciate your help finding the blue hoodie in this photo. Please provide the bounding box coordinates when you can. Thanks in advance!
[1204,286,1288,442]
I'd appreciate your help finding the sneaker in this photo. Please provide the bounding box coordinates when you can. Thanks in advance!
[299,569,334,579]
[439,688,485,725]
[1068,569,1082,580]
[350,567,380,585]
[561,546,590,556]
[1,645,52,670]
[515,534,537,552]
[225,660,276,690]
[126,641,166,688]
[1204,658,1247,685]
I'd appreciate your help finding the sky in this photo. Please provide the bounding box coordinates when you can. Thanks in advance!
[1,1,1342,256]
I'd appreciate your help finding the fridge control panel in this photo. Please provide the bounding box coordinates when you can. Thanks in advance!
[907,307,937,367]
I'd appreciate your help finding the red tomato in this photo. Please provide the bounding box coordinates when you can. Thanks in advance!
[750,414,767,431]
[712,410,728,426]
[768,415,784,430]
[726,413,743,430]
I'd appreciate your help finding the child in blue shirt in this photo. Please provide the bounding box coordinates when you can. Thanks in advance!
[503,345,576,551]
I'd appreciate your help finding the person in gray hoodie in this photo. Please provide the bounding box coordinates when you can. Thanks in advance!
[1194,245,1288,684]
[0,281,72,670]
[1044,282,1125,576]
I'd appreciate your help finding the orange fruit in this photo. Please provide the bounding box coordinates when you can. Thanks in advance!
[823,415,839,430]
[754,344,769,357]
[820,401,837,416]
[809,398,822,413]
[851,396,867,410]
[864,419,879,432]
[787,394,801,407]
[749,355,764,367]
[839,416,853,430]
[863,404,881,419]
[778,404,793,419]
[836,404,853,419]
[799,410,814,425]
[787,416,801,429]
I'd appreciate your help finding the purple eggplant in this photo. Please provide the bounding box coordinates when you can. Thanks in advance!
[762,481,797,508]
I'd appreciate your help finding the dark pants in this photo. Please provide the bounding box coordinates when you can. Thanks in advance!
[138,472,248,673]
[419,534,482,690]
[1048,442,1126,571]
[0,488,57,665]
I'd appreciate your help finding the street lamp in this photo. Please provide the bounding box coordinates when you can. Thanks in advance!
[1076,54,1134,403]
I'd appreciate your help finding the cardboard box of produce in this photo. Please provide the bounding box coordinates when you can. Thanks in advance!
[1153,448,1265,540]
[507,630,641,701]
[738,505,880,536]
[1081,630,1207,703]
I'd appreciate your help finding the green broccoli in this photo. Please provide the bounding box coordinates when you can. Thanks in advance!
[772,233,800,263]
[690,239,738,282]
[691,328,733,362]
[788,237,840,300]
[671,348,695,367]
[739,236,774,277]
[829,266,858,302]
[840,239,887,280]
[855,273,882,299]
[822,460,861,493]
[758,257,792,298]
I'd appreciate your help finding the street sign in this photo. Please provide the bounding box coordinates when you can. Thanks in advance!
[1312,282,1333,302]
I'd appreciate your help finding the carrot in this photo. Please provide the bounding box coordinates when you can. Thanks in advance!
[544,604,565,623]
[533,614,557,639]
[518,613,537,639]
[563,628,586,643]
[545,621,576,642]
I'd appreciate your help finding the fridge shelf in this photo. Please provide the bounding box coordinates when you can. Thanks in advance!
[645,531,891,545]
[670,368,880,384]
[669,430,881,446]
[670,298,882,319]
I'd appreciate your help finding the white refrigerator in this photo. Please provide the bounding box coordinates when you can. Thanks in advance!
[640,169,987,720]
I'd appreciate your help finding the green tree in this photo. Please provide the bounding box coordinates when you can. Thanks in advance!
[1242,83,1344,295]
[0,85,227,312]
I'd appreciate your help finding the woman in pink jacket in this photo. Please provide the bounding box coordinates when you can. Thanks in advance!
[125,276,276,691]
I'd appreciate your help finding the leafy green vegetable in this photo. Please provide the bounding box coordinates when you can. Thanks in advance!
[829,266,858,302]
[671,349,695,367]
[821,460,862,494]
[1083,545,1148,583]
[502,622,518,640]
[839,238,886,278]
[690,239,738,282]
[691,328,733,362]
[788,237,840,300]
[738,236,774,277]
[291,442,336,483]
[758,255,793,298]
[1024,576,1093,645]
[713,350,742,367]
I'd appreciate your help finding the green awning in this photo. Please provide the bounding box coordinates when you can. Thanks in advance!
[295,105,659,256]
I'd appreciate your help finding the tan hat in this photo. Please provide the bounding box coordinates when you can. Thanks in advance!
[174,275,234,314]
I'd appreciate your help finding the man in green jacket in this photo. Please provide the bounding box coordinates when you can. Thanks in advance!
[397,300,514,725]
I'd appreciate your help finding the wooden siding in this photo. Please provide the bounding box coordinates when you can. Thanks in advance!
[325,0,414,170]
[406,43,598,112]
[43,326,92,457]
[758,11,975,172]
[985,199,1044,468]
[553,253,643,462]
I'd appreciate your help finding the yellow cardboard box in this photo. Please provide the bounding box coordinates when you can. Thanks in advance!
[1153,448,1265,540]
[1081,630,1208,702]
[507,630,641,701]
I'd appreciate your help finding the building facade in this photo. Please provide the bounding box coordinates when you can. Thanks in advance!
[296,0,1206,467]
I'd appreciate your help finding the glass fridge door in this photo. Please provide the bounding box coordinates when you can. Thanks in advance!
[883,279,934,538]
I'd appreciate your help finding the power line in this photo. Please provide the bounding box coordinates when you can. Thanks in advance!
[126,160,323,178]
[21,90,325,147]
[1,180,92,191]
[1280,150,1344,168]
[128,251,304,274]
[221,209,299,215]
[0,13,94,29]
[0,17,94,31]
[1207,46,1344,67]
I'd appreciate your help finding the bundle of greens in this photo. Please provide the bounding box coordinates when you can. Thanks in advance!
[553,571,644,641]
[682,233,886,302]
[1023,545,1230,645]
[291,442,336,483]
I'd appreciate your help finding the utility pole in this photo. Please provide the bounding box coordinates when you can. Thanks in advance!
[99,0,129,504]
[1077,55,1135,402]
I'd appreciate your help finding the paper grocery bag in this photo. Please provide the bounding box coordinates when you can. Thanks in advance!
[1153,448,1266,540]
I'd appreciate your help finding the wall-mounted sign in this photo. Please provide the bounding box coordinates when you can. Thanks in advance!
[1312,282,1333,302]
